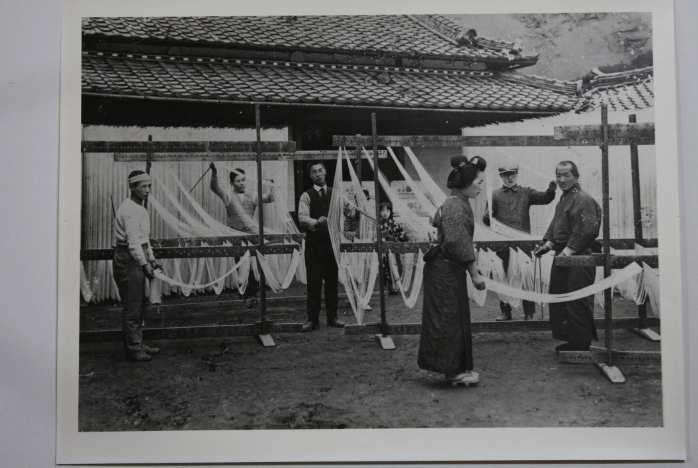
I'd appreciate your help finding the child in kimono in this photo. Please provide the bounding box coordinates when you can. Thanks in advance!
[379,201,408,295]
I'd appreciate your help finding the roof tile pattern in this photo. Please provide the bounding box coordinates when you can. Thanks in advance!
[82,53,581,112]
[82,15,534,63]
[586,80,654,112]
[584,67,654,111]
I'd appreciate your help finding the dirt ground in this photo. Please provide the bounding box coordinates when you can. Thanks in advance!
[78,285,662,431]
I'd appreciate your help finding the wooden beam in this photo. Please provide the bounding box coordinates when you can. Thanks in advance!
[150,234,304,247]
[113,150,388,162]
[553,254,658,268]
[80,244,298,260]
[339,241,432,253]
[332,135,655,148]
[337,239,657,255]
[554,123,654,141]
[82,141,296,153]
[83,241,658,261]
[344,317,660,335]
[475,238,657,252]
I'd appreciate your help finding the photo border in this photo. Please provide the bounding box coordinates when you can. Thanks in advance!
[57,0,685,463]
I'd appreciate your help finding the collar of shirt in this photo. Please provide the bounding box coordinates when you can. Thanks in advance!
[502,184,519,192]
[313,184,327,192]
[561,183,581,197]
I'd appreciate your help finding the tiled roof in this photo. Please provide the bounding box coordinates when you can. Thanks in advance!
[82,15,538,64]
[583,67,653,111]
[589,66,653,90]
[81,52,582,112]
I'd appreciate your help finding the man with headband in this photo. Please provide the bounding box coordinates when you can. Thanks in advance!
[112,170,162,362]
[483,161,557,321]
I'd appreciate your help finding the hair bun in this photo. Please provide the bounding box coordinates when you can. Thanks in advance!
[450,155,468,168]
[469,156,487,171]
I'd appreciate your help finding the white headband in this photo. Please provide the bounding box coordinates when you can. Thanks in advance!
[128,173,151,184]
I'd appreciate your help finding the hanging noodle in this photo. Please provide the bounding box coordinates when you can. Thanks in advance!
[328,148,380,324]
[642,262,660,318]
[146,168,303,296]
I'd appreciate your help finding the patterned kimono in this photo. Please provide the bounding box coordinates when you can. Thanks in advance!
[418,192,477,374]
[380,217,408,289]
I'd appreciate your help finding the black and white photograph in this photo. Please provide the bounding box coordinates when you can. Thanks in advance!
[54,0,686,463]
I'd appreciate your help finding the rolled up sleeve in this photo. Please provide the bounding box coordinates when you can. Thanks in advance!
[297,192,317,231]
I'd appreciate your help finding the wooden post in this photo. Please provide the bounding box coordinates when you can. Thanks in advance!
[629,115,644,243]
[81,148,88,250]
[371,114,392,350]
[599,104,621,381]
[629,115,648,328]
[143,134,152,209]
[355,142,362,184]
[290,125,305,223]
[601,105,612,364]
[627,116,660,342]
[255,105,273,346]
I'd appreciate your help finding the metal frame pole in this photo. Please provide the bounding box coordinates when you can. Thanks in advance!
[255,104,268,334]
[600,104,613,366]
[372,114,388,337]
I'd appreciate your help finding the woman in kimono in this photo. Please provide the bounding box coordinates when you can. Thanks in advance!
[417,155,487,386]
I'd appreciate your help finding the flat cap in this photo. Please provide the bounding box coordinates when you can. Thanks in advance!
[498,162,519,174]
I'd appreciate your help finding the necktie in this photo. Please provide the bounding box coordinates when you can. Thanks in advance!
[319,187,326,201]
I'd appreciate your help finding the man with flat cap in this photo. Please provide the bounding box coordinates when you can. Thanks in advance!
[484,161,557,320]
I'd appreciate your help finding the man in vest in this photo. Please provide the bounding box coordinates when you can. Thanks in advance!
[210,162,274,307]
[298,162,359,331]
[483,161,557,321]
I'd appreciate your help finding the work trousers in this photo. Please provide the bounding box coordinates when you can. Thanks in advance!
[113,244,148,357]
[304,240,339,322]
[548,248,599,343]
[497,249,536,317]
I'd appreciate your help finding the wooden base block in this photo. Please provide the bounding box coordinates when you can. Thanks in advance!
[560,348,661,365]
[628,328,661,342]
[374,334,396,350]
[256,334,276,347]
[596,363,626,383]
